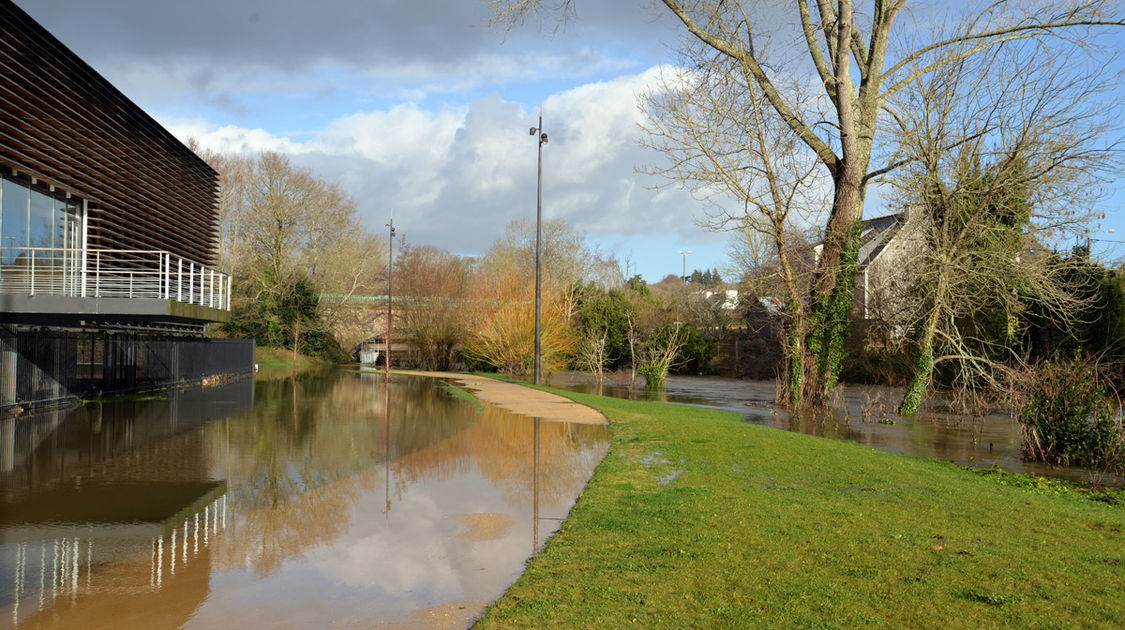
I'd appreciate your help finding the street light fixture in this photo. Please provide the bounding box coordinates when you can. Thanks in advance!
[529,112,548,385]
[385,218,395,382]
[679,250,692,284]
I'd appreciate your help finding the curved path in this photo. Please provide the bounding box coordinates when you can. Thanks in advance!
[397,371,608,425]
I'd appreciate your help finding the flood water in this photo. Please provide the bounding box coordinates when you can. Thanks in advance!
[544,372,1124,487]
[0,372,609,629]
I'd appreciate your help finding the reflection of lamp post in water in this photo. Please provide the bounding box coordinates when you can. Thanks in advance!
[384,379,392,519]
[533,417,540,551]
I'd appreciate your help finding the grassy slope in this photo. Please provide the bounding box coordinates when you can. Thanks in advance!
[475,390,1125,629]
[254,346,334,374]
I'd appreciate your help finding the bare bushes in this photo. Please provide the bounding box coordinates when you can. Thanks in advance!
[1010,356,1124,474]
[636,323,687,389]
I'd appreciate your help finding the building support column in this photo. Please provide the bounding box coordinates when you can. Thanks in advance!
[0,336,17,408]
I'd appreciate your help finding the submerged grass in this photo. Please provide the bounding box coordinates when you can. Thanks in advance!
[475,387,1125,629]
[441,380,484,413]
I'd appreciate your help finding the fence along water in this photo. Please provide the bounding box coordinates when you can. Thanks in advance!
[0,329,254,410]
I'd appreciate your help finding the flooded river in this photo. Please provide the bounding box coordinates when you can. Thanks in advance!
[544,372,1124,487]
[0,372,609,629]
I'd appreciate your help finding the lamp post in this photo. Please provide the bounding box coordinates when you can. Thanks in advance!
[529,113,548,385]
[679,250,692,284]
[385,218,395,382]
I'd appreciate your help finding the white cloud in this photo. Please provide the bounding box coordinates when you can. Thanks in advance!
[166,66,722,264]
[166,120,306,155]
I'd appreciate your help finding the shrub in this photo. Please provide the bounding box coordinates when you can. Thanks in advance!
[1013,356,1124,473]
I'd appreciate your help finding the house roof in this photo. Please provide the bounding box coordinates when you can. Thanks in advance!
[857,212,907,267]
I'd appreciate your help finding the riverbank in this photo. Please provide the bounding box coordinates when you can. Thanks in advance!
[254,346,335,376]
[474,384,1125,628]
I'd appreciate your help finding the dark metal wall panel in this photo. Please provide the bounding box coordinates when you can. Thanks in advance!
[0,0,219,266]
[1,328,254,408]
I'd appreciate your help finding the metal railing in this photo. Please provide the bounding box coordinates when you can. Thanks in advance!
[0,247,230,310]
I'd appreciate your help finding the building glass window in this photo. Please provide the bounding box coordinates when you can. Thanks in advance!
[0,172,82,266]
[1,177,29,264]
[29,186,53,248]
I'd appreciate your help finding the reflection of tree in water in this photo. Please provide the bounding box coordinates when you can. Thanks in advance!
[211,373,606,576]
[215,474,365,576]
[213,375,469,575]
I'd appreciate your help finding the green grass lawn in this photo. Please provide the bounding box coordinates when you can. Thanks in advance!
[474,389,1125,629]
[253,346,335,376]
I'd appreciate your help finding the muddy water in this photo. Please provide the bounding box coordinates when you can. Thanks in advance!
[544,372,1123,487]
[0,373,608,629]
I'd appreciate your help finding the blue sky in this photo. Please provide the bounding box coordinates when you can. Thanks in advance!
[18,0,1125,281]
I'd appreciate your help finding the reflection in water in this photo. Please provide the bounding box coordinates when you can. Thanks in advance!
[533,418,539,552]
[1,372,608,629]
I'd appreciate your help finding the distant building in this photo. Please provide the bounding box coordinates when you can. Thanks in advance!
[703,288,740,310]
[853,210,926,322]
[0,0,252,409]
[809,210,925,322]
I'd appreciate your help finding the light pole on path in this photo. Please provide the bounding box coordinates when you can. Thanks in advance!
[385,218,395,382]
[529,112,548,385]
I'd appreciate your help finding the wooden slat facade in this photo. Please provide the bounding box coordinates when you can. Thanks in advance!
[0,0,218,265]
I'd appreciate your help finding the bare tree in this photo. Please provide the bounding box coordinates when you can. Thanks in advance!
[200,150,385,353]
[395,243,473,370]
[483,218,623,323]
[640,51,828,405]
[491,0,1125,407]
[575,328,610,389]
[889,39,1121,414]
[636,321,687,388]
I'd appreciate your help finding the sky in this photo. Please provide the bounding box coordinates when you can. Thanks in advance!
[15,1,1125,281]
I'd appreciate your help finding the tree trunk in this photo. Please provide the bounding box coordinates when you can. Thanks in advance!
[898,329,934,417]
[802,173,865,407]
[898,275,947,416]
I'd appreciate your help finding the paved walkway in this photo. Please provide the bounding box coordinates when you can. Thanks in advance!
[398,371,608,425]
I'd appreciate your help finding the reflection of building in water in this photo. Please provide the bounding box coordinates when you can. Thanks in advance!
[3,492,227,629]
[0,380,252,628]
[0,379,251,487]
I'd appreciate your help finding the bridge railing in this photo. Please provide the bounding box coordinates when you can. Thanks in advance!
[0,247,230,311]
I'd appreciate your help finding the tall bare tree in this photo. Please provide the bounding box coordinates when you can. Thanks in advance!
[199,149,385,352]
[640,51,828,405]
[889,39,1121,414]
[395,243,473,370]
[491,0,1125,406]
[483,218,622,323]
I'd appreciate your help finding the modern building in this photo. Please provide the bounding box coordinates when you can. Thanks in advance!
[0,0,253,409]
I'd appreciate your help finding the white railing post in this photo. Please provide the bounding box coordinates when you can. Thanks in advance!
[80,248,87,297]
[2,247,234,307]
